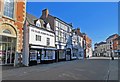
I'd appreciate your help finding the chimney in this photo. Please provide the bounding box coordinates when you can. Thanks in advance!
[42,9,49,19]
[76,28,80,34]
[77,27,80,32]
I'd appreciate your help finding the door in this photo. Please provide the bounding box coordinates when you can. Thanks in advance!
[37,50,42,64]
[0,36,16,65]
[66,48,71,61]
[55,50,59,62]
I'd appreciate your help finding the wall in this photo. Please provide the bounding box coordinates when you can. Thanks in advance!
[29,27,55,47]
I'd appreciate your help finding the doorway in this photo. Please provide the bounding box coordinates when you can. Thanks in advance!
[0,36,16,65]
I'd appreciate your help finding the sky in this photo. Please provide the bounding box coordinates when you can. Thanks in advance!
[26,2,118,48]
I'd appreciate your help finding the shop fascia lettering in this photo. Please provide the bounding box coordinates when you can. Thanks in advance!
[31,28,54,37]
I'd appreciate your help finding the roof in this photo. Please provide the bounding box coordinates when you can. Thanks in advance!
[26,12,37,25]
[48,14,73,27]
[75,29,83,37]
[106,34,118,40]
[114,36,120,41]
[26,13,54,33]
[95,41,107,46]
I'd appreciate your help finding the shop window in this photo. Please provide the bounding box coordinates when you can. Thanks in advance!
[4,0,14,18]
[30,50,37,61]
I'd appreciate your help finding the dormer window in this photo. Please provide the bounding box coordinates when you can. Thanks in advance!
[46,23,51,30]
[36,20,41,27]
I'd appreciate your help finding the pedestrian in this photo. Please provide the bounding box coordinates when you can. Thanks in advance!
[111,53,114,60]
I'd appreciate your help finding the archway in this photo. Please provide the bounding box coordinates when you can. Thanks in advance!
[0,23,17,65]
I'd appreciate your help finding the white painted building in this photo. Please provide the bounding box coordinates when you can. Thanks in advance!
[22,13,56,66]
[72,28,84,59]
[54,18,72,61]
[94,42,107,57]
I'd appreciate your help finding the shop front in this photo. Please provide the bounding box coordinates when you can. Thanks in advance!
[57,49,66,62]
[29,45,56,66]
[29,48,42,66]
[72,48,78,59]
[41,49,56,63]
[23,20,56,66]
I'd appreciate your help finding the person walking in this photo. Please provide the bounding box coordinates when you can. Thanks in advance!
[111,52,114,60]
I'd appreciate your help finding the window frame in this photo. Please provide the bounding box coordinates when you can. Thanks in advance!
[46,37,50,46]
[3,0,15,19]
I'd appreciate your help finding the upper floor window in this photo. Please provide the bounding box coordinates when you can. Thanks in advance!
[46,23,51,30]
[47,38,50,46]
[4,0,14,18]
[36,20,41,27]
[67,27,70,32]
[36,35,41,41]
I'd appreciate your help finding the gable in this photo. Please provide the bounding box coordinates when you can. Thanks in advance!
[36,20,41,27]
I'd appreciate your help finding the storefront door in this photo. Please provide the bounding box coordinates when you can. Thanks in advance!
[66,48,71,61]
[37,50,42,64]
[0,36,16,65]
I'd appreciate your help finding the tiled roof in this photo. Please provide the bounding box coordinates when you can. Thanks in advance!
[48,14,73,27]
[26,12,54,33]
[26,12,37,25]
[106,34,118,40]
[114,36,120,40]
[95,41,107,46]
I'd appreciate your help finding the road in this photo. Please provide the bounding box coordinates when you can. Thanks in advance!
[1,57,118,80]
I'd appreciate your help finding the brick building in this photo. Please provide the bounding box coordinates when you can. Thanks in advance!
[0,0,26,65]
[106,34,119,56]
[113,36,120,56]
[82,33,92,58]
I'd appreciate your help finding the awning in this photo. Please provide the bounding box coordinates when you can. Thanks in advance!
[31,45,57,50]
[45,48,57,50]
[31,46,44,49]
[114,50,120,52]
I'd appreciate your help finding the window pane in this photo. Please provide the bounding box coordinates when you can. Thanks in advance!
[3,29,11,34]
[4,0,14,18]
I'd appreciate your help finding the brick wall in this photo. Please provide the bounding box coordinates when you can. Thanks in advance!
[0,0,26,53]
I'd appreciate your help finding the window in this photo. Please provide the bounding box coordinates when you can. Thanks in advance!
[60,31,62,37]
[36,35,41,41]
[46,23,51,30]
[67,27,70,32]
[60,37,62,42]
[36,20,41,27]
[47,38,50,46]
[56,21,58,27]
[36,23,40,27]
[4,0,14,18]
[110,41,111,44]
[3,29,11,34]
[56,36,59,41]
[56,31,58,36]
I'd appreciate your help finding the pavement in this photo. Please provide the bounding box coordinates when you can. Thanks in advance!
[88,56,118,60]
[1,57,119,80]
